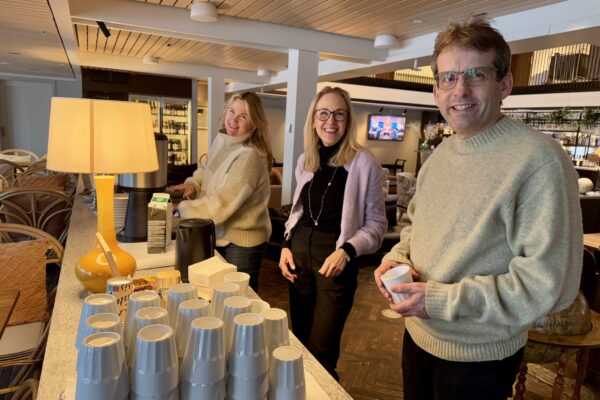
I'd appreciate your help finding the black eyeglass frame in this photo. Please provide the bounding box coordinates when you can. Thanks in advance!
[434,66,499,89]
[314,108,349,122]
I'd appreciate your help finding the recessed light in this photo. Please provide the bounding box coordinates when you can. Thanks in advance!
[413,19,423,24]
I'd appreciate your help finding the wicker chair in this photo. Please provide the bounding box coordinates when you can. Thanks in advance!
[0,188,73,245]
[0,224,63,399]
[0,149,39,161]
[0,160,25,187]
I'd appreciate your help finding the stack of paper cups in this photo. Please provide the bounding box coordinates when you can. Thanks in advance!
[180,317,227,400]
[209,282,241,318]
[227,313,269,400]
[76,332,129,400]
[261,308,290,360]
[131,324,179,400]
[127,307,169,368]
[77,313,122,351]
[221,296,251,353]
[174,299,210,363]
[123,291,161,354]
[224,272,250,296]
[75,294,118,350]
[166,283,198,329]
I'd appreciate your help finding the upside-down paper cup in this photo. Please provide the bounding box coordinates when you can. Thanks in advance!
[123,290,161,352]
[222,296,251,353]
[76,293,118,350]
[261,308,290,357]
[166,283,198,329]
[175,298,209,358]
[77,312,122,351]
[209,282,241,318]
[268,346,306,400]
[224,271,250,296]
[127,307,169,367]
[181,317,226,385]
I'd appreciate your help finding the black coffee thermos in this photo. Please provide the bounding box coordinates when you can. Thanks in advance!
[175,218,215,282]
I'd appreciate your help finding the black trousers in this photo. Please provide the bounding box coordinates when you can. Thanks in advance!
[402,331,524,400]
[289,225,358,380]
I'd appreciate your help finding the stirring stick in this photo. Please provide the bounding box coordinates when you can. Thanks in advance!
[96,232,120,277]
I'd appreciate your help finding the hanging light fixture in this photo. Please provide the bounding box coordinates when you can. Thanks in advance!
[374,34,397,49]
[257,68,271,78]
[191,1,218,23]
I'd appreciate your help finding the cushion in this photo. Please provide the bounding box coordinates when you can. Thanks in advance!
[15,174,68,191]
[0,239,49,325]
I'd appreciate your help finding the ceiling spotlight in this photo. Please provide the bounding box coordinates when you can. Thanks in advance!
[96,21,111,38]
[374,34,397,49]
[191,1,218,23]
[413,19,423,24]
[257,68,271,78]
[143,55,159,65]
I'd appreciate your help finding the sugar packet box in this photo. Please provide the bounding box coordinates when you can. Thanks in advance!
[147,193,173,254]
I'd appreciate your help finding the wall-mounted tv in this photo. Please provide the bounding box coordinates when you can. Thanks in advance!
[367,114,406,141]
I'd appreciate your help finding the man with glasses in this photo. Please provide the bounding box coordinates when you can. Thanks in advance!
[375,17,583,399]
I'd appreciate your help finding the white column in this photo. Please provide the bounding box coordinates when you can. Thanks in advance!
[207,76,225,146]
[281,49,319,205]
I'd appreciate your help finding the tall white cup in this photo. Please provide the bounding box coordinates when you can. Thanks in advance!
[224,271,250,295]
[76,332,129,400]
[181,317,226,400]
[131,324,179,399]
[76,293,118,350]
[380,264,414,303]
[261,308,290,358]
[166,283,198,329]
[124,290,161,353]
[268,346,306,400]
[174,299,209,358]
[209,282,241,318]
[250,299,270,314]
[222,296,251,352]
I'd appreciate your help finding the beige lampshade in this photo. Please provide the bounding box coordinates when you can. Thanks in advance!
[46,97,158,174]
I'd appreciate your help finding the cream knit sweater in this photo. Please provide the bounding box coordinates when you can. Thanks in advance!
[383,116,583,362]
[178,131,271,247]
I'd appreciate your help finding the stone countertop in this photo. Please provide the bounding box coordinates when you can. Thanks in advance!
[37,194,351,400]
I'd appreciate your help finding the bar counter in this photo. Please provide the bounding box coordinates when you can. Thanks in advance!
[37,194,351,399]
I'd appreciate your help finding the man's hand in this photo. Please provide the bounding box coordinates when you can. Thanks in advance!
[168,182,195,199]
[318,249,348,278]
[388,282,429,319]
[278,248,297,283]
[374,260,400,301]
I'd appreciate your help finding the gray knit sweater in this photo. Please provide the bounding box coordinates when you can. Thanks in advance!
[383,116,583,362]
[178,131,271,247]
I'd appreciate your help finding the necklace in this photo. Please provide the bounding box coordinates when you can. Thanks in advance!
[308,167,338,226]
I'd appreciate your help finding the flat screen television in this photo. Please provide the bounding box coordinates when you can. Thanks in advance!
[367,114,406,141]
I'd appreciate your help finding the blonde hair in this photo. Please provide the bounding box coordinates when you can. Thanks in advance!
[220,92,273,171]
[303,86,361,172]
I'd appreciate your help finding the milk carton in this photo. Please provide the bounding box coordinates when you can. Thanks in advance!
[147,193,172,253]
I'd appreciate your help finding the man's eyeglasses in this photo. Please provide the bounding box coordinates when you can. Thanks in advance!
[314,108,348,122]
[434,66,498,90]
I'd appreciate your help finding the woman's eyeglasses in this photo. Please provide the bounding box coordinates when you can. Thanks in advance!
[434,66,498,90]
[314,108,348,122]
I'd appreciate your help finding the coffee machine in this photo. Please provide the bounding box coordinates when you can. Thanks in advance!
[117,134,168,242]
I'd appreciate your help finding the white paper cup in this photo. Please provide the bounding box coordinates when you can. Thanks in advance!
[124,291,161,352]
[268,346,306,400]
[106,276,134,321]
[381,264,414,303]
[209,282,241,318]
[131,324,178,398]
[76,332,129,400]
[222,296,251,352]
[261,308,290,357]
[228,313,268,378]
[224,272,250,295]
[128,307,169,367]
[76,293,118,350]
[175,299,209,357]
[181,317,226,384]
[166,283,198,329]
[77,312,122,350]
[250,299,271,314]
[181,378,225,400]
[227,372,268,400]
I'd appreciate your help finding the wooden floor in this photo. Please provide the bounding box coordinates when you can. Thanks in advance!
[257,255,600,400]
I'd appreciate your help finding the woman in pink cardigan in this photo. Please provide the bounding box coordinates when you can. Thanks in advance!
[279,86,387,380]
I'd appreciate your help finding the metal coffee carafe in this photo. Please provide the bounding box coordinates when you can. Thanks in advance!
[175,218,216,281]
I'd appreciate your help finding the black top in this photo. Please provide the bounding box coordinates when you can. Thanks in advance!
[284,141,357,259]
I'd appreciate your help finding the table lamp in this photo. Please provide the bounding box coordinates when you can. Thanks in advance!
[47,97,158,293]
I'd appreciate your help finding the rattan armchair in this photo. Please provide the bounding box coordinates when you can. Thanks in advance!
[0,188,73,245]
[0,149,39,161]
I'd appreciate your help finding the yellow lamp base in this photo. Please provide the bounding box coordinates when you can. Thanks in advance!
[76,244,137,293]
[75,174,137,293]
